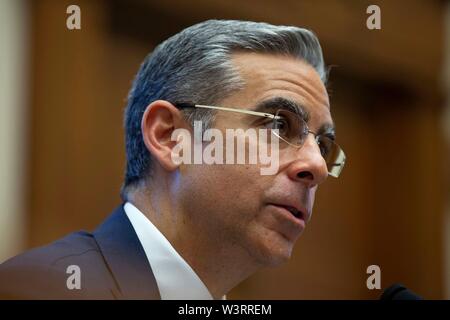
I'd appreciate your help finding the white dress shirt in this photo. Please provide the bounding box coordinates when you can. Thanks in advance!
[123,202,214,300]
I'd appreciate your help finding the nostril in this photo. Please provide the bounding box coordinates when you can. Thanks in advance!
[297,171,313,180]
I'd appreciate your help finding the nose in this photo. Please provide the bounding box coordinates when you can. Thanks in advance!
[286,133,328,187]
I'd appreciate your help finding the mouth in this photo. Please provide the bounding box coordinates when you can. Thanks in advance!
[268,203,307,223]
[266,203,307,241]
[281,205,303,220]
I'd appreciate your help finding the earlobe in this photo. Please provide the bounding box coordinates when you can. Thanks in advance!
[141,100,186,172]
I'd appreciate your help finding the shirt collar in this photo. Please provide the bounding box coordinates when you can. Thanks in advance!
[124,202,215,300]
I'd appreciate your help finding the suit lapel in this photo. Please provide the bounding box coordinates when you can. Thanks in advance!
[93,205,161,299]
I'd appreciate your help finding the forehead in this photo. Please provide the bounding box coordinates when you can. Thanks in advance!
[226,52,331,126]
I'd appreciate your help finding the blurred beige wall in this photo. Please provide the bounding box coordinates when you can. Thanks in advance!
[0,0,28,262]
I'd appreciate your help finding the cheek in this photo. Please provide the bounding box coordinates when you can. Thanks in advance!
[179,164,270,221]
[189,164,257,198]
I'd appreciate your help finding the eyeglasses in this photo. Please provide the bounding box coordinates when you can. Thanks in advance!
[174,102,346,178]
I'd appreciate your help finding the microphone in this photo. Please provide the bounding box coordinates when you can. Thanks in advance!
[380,284,423,300]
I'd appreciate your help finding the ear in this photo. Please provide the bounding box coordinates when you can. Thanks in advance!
[141,100,188,172]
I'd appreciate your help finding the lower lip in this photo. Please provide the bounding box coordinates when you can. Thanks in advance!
[268,204,306,230]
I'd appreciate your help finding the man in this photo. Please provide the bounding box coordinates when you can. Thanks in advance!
[0,20,345,299]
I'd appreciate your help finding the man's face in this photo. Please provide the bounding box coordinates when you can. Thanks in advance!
[176,52,332,266]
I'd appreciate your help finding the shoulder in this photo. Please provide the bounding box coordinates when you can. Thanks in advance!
[0,231,116,299]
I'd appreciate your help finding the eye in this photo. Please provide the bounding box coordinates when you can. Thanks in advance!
[317,136,333,157]
[273,116,290,136]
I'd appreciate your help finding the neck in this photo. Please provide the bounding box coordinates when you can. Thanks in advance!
[127,184,261,299]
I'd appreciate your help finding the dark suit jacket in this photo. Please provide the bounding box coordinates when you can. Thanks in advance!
[0,205,161,299]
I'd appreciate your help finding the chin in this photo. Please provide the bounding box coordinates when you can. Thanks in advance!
[252,234,295,267]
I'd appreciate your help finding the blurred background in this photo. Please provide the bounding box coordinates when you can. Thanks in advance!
[0,0,449,299]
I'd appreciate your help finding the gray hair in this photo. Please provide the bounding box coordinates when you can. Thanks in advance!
[122,19,327,197]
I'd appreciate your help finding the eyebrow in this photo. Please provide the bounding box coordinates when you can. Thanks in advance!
[253,97,309,121]
[252,97,336,140]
